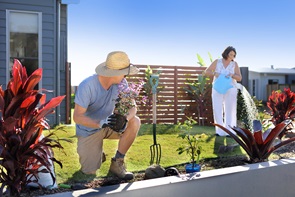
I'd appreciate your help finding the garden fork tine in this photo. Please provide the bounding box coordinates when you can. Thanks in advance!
[150,123,161,165]
[149,74,161,165]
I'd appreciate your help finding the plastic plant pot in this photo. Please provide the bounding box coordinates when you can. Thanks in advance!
[185,163,201,173]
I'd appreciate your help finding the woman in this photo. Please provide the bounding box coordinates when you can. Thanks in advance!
[203,46,242,136]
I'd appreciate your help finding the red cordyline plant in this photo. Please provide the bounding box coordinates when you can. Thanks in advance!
[0,60,67,196]
[266,88,295,139]
[213,119,295,163]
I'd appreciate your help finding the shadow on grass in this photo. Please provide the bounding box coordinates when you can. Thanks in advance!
[213,135,243,156]
[65,170,96,184]
[199,125,242,157]
[138,124,177,136]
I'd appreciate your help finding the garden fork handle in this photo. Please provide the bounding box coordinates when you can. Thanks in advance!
[149,74,159,145]
[149,74,159,94]
[152,93,157,144]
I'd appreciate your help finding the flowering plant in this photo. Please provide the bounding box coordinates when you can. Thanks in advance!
[115,79,147,116]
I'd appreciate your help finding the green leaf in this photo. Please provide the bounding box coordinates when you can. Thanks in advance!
[196,54,206,67]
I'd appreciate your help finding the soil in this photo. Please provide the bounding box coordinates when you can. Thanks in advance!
[18,142,295,196]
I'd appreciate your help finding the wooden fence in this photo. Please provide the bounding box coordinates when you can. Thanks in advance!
[267,84,295,98]
[266,84,295,99]
[126,65,214,125]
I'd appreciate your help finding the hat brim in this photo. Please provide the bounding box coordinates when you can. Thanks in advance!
[95,62,139,77]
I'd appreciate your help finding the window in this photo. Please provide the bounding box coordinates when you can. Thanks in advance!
[7,10,41,86]
[268,79,279,84]
[252,80,256,96]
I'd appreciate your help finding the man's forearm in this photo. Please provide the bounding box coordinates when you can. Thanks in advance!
[74,115,100,128]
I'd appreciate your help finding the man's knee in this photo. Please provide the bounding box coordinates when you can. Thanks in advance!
[128,116,141,131]
[131,115,141,126]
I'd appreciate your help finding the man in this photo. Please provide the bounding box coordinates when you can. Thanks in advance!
[73,51,141,180]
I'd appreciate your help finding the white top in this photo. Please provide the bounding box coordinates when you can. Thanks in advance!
[214,59,237,87]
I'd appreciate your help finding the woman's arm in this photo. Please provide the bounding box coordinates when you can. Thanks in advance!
[230,62,242,82]
[203,59,219,77]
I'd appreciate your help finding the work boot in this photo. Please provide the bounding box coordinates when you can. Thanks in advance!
[109,158,134,180]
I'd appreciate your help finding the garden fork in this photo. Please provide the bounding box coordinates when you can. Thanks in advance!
[149,74,161,165]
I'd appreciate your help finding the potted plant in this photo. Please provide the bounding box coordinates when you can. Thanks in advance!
[176,117,205,173]
[115,79,146,116]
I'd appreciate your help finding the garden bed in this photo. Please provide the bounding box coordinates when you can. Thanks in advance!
[19,142,295,196]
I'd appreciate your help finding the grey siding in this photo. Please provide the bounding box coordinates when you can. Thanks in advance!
[59,4,68,124]
[0,0,69,126]
[0,6,6,86]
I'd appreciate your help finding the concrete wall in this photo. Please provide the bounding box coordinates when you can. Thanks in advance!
[48,157,295,197]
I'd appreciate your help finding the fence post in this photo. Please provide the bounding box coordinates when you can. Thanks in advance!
[173,66,178,124]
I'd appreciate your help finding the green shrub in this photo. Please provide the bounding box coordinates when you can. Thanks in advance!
[71,94,75,109]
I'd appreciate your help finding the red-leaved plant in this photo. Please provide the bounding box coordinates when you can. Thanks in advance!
[266,88,295,139]
[0,60,67,196]
[213,119,295,163]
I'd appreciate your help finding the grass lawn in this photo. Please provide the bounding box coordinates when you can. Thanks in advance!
[46,123,246,184]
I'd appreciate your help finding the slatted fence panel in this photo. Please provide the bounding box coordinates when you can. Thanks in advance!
[126,65,214,125]
[267,84,294,99]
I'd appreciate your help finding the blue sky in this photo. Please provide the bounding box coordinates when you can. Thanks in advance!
[68,0,295,85]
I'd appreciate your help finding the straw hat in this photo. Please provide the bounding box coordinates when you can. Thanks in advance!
[95,51,139,77]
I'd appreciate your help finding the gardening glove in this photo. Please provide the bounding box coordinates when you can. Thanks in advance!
[103,114,128,132]
[102,114,128,133]
[99,118,109,128]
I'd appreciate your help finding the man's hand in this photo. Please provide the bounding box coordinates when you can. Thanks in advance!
[99,118,109,128]
[102,114,128,133]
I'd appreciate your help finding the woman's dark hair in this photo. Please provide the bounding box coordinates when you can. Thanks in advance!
[222,46,236,59]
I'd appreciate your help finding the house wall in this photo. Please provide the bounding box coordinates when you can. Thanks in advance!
[0,1,8,85]
[239,67,249,89]
[261,74,286,101]
[287,75,295,84]
[0,0,68,126]
[248,71,261,100]
[58,4,68,124]
[249,71,287,101]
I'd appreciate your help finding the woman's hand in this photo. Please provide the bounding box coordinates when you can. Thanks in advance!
[226,73,232,78]
[214,72,220,78]
[229,73,241,80]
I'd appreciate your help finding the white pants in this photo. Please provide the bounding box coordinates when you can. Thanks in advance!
[212,88,237,136]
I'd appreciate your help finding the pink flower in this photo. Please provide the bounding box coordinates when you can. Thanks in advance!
[115,79,145,116]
